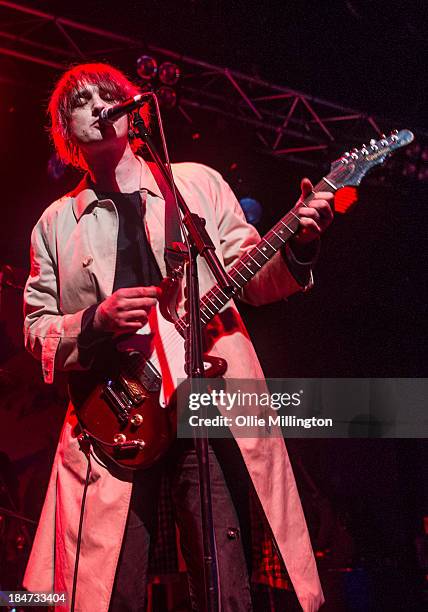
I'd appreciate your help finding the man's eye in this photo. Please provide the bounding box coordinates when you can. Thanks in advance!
[73,96,88,108]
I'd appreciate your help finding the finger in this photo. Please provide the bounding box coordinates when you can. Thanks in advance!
[122,309,150,322]
[297,206,321,223]
[116,286,161,299]
[312,191,334,202]
[116,297,158,312]
[298,217,321,235]
[112,322,144,338]
[305,200,334,221]
[300,177,314,200]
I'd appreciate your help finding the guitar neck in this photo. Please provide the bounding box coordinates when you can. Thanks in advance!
[174,177,336,336]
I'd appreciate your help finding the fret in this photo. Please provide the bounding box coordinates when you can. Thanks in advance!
[234,268,249,282]
[271,229,285,243]
[218,287,232,300]
[247,253,261,268]
[208,291,225,307]
[210,288,227,304]
[279,219,294,233]
[255,246,269,260]
[200,315,210,326]
[240,260,254,274]
[175,319,187,334]
[202,301,215,316]
[260,239,277,254]
[204,294,218,310]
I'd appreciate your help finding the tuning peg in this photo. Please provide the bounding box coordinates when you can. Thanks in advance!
[361,146,369,155]
[392,129,398,135]
[344,151,350,157]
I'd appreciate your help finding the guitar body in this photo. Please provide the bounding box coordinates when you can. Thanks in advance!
[71,305,227,469]
[76,374,175,470]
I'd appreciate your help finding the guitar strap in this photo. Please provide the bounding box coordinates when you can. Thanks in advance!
[147,161,186,278]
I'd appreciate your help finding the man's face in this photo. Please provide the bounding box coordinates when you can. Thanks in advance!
[69,82,128,151]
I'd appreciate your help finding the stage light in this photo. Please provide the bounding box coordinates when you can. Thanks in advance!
[136,55,158,80]
[402,162,417,178]
[334,187,358,214]
[157,86,177,110]
[239,197,263,225]
[417,167,428,181]
[159,61,180,86]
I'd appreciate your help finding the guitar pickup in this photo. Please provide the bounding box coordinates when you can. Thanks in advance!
[102,380,131,424]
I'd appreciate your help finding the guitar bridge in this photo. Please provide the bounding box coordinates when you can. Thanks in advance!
[119,373,145,403]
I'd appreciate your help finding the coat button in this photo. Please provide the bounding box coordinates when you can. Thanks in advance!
[82,256,93,267]
[227,528,239,540]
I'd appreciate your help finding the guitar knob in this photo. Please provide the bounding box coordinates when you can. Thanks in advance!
[130,413,144,426]
[113,433,127,444]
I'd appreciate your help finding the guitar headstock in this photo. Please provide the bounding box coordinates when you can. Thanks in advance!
[329,129,414,188]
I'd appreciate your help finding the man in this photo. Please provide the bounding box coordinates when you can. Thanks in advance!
[23,63,333,611]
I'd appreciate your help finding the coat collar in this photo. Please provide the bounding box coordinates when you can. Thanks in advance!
[70,156,164,221]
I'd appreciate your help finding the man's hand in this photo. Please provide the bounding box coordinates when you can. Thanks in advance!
[292,178,334,246]
[93,286,161,334]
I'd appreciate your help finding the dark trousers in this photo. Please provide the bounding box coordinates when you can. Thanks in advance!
[109,440,253,612]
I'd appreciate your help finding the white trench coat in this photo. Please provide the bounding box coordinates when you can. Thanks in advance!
[23,162,324,611]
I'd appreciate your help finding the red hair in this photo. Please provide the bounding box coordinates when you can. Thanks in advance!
[48,62,147,170]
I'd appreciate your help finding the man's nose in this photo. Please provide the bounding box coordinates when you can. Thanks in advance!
[91,94,105,115]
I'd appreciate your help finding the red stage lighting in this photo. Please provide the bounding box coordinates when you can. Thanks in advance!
[334,186,358,214]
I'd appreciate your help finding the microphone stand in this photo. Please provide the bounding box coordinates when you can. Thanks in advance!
[132,111,234,612]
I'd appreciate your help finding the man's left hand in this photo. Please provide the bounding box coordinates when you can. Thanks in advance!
[292,177,334,246]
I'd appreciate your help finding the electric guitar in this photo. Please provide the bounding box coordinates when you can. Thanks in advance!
[70,130,414,469]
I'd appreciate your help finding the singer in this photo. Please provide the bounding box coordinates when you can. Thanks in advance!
[23,63,333,612]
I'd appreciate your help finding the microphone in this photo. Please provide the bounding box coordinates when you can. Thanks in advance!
[99,93,149,124]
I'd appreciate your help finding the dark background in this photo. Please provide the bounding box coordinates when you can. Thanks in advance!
[0,1,427,609]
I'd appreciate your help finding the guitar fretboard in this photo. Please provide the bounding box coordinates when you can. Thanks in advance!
[175,177,335,335]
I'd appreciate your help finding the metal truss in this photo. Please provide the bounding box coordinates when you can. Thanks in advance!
[0,1,392,161]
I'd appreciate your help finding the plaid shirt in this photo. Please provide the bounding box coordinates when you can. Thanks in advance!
[148,472,291,591]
